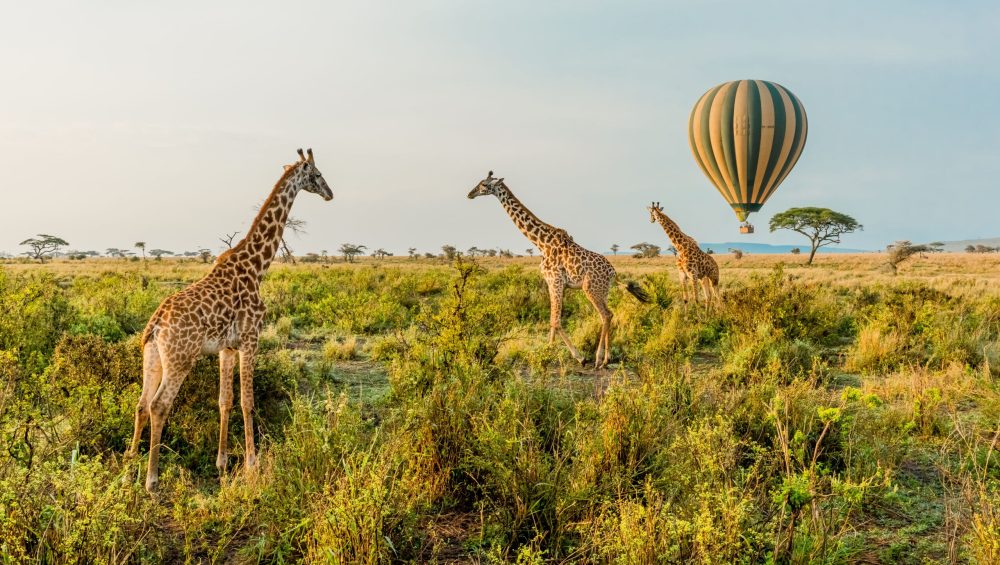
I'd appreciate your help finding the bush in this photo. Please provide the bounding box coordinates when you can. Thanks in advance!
[1,257,996,561]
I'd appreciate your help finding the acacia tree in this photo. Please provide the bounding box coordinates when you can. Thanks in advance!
[20,234,69,263]
[372,248,393,260]
[150,249,173,261]
[610,244,619,255]
[885,240,930,275]
[769,207,862,265]
[134,241,147,261]
[441,245,458,261]
[408,247,417,260]
[339,243,367,263]
[630,242,660,259]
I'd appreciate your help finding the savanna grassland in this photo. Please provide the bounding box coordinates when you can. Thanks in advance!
[0,253,998,563]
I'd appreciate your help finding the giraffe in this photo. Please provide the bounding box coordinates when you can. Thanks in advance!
[468,171,649,369]
[125,149,333,492]
[647,202,720,304]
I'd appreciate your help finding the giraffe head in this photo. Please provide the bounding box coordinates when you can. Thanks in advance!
[647,201,664,223]
[285,148,333,201]
[467,170,506,199]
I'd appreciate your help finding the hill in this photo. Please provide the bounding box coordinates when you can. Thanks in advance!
[933,236,1000,252]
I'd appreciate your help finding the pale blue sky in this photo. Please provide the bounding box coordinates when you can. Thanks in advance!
[1,1,997,256]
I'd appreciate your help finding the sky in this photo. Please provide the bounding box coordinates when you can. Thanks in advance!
[2,1,998,256]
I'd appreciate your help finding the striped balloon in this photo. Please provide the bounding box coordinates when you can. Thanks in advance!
[688,80,808,222]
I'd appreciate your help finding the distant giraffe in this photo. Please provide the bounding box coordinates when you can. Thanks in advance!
[468,171,649,368]
[125,149,333,492]
[648,202,720,304]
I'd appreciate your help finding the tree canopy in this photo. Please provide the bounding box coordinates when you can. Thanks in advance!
[885,240,930,275]
[339,244,367,263]
[20,234,69,263]
[630,242,661,259]
[769,207,861,264]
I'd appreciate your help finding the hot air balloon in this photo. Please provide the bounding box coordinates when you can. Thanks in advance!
[688,80,808,233]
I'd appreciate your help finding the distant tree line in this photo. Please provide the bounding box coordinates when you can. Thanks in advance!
[965,244,999,253]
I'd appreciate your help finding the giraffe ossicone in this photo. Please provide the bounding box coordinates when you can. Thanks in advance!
[124,149,333,493]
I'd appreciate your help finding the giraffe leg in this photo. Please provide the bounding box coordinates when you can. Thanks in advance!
[679,271,692,304]
[216,348,237,474]
[124,341,162,484]
[546,277,582,363]
[584,289,613,369]
[239,341,260,469]
[145,354,191,493]
[699,278,712,305]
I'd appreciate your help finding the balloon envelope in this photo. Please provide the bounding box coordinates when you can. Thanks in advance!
[688,80,808,222]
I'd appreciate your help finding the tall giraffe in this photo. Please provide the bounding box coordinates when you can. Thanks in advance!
[468,172,649,368]
[648,202,720,304]
[125,149,333,492]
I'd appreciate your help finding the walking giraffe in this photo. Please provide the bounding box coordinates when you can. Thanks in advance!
[125,149,333,492]
[468,171,649,368]
[648,202,720,304]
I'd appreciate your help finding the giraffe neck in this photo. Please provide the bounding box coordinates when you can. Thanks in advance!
[495,186,560,250]
[229,170,302,277]
[653,209,695,251]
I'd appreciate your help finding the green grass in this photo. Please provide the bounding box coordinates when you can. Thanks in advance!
[0,256,998,563]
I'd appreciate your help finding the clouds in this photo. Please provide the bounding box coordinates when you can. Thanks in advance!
[0,1,997,255]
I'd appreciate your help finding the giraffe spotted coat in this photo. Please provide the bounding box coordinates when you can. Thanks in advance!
[648,202,720,304]
[126,149,333,492]
[469,172,646,368]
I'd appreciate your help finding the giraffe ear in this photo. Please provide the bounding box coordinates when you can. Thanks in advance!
[498,178,504,182]
[283,165,293,172]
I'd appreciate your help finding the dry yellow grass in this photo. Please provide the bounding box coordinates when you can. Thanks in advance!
[5,252,998,295]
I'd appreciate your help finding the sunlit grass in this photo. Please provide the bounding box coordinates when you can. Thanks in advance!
[1,253,997,561]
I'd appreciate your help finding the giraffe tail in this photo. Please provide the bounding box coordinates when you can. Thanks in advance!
[622,280,651,303]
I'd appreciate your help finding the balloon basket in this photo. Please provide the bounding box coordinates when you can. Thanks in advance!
[739,223,755,234]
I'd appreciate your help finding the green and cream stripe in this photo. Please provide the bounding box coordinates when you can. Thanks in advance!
[688,80,808,222]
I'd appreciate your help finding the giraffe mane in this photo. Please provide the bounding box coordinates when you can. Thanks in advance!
[233,163,302,252]
[215,248,237,265]
[502,188,564,235]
